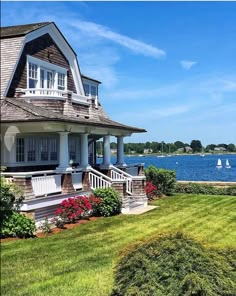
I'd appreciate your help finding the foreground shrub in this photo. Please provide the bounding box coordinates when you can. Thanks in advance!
[0,174,23,228]
[93,187,122,217]
[1,212,36,238]
[145,166,176,196]
[112,232,236,296]
[176,183,236,196]
[55,196,93,223]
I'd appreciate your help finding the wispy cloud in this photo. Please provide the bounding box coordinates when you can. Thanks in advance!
[180,60,197,70]
[69,20,166,59]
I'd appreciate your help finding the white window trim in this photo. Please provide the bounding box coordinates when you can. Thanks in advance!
[82,78,98,108]
[15,135,59,165]
[27,55,67,90]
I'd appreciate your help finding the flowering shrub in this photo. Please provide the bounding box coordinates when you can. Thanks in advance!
[145,181,157,200]
[88,194,102,215]
[55,196,92,223]
[39,216,52,234]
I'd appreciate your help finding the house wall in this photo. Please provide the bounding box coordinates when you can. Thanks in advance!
[7,33,77,97]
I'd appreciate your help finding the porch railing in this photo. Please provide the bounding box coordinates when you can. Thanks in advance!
[110,165,133,195]
[89,167,112,190]
[23,88,66,97]
[32,174,62,197]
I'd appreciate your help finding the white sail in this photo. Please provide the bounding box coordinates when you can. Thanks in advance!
[216,158,222,168]
[226,159,231,169]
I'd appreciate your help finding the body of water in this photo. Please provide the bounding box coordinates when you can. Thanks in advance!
[108,154,236,182]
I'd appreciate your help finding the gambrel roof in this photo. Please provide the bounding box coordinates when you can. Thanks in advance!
[0,22,146,135]
[0,22,50,38]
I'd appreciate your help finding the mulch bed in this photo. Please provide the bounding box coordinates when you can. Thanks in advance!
[1,217,100,243]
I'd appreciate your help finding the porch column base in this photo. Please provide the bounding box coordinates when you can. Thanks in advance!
[61,173,75,194]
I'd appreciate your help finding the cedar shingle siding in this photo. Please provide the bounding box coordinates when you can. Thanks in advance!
[7,33,76,97]
[0,36,24,97]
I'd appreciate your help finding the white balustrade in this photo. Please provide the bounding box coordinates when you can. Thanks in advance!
[89,172,111,190]
[110,165,133,195]
[23,88,66,97]
[32,174,62,197]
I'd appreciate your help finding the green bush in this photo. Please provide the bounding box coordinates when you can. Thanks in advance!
[111,232,236,296]
[1,212,36,238]
[0,174,23,228]
[145,166,176,196]
[175,183,236,196]
[93,187,122,217]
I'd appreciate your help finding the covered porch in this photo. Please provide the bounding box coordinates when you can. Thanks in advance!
[1,120,147,217]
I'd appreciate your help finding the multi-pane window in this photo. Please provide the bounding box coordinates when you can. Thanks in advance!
[40,138,49,161]
[40,69,45,88]
[16,136,58,163]
[58,73,65,90]
[27,138,36,161]
[28,63,38,88]
[27,56,67,92]
[91,85,97,97]
[84,84,90,96]
[69,138,76,161]
[50,138,57,161]
[16,138,25,162]
[47,71,53,89]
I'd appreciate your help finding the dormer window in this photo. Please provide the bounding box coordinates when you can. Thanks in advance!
[26,56,67,97]
[84,83,90,96]
[29,63,38,88]
[58,73,65,90]
[91,85,97,98]
[83,83,97,98]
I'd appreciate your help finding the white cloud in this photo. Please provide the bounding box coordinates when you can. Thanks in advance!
[69,20,166,59]
[180,60,197,70]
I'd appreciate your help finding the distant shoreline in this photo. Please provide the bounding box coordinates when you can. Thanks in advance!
[123,152,236,157]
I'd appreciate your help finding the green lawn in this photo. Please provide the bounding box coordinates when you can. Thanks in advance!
[1,194,236,296]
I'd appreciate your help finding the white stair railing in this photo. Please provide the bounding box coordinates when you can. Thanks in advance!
[89,167,112,190]
[110,165,133,195]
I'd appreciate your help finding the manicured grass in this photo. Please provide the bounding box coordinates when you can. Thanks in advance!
[1,194,236,296]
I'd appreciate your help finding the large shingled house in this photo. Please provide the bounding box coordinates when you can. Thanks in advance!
[0,22,147,222]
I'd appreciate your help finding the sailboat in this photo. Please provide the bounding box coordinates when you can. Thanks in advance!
[216,158,222,169]
[200,147,205,157]
[225,159,231,169]
[157,142,165,157]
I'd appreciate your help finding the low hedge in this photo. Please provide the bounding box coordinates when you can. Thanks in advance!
[111,232,236,296]
[176,183,236,196]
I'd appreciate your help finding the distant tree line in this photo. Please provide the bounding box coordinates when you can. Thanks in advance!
[107,140,236,154]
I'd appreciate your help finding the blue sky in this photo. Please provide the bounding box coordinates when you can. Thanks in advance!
[1,1,236,146]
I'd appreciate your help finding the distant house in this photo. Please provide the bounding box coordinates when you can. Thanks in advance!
[214,147,227,151]
[185,146,193,153]
[144,148,153,154]
[1,22,147,222]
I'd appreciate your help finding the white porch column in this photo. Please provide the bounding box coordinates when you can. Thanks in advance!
[103,135,111,166]
[57,132,70,171]
[116,136,126,166]
[80,133,89,168]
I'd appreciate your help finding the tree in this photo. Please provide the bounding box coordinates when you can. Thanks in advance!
[174,141,185,149]
[190,140,202,153]
[228,143,236,152]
